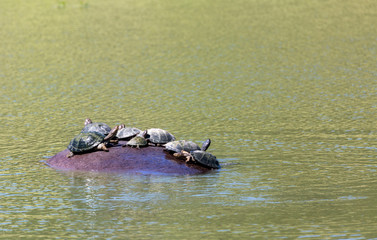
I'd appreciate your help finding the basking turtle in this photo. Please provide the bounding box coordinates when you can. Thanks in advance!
[81,118,111,136]
[116,125,142,140]
[67,126,119,158]
[144,128,175,146]
[174,150,221,169]
[164,139,211,154]
[123,135,148,148]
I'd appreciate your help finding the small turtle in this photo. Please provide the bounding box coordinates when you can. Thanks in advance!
[81,118,111,136]
[67,126,119,158]
[144,128,175,146]
[164,139,211,154]
[123,135,148,148]
[116,125,142,140]
[165,140,200,153]
[174,150,220,169]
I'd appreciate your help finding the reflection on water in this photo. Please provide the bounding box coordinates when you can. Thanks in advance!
[1,0,377,238]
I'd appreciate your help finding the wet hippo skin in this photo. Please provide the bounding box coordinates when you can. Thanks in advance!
[46,141,211,175]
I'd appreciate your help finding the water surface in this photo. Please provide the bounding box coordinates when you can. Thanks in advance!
[1,0,377,238]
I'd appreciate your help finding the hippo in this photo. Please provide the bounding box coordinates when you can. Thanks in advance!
[46,141,212,175]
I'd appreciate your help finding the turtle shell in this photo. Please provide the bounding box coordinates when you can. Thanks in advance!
[68,132,105,153]
[190,150,221,169]
[116,127,141,140]
[127,136,148,148]
[165,140,200,153]
[81,122,111,136]
[145,128,175,144]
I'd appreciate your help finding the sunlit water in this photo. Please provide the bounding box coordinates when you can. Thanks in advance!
[1,0,377,238]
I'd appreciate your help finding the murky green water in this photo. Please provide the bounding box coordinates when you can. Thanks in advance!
[1,0,377,238]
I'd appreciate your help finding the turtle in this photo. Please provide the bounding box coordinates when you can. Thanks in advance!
[67,125,119,158]
[144,128,175,146]
[116,125,142,140]
[164,139,211,154]
[174,150,221,169]
[81,118,111,136]
[123,135,148,148]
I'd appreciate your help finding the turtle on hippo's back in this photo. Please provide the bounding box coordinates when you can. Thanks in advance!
[171,139,220,169]
[81,118,111,136]
[174,150,221,169]
[164,138,211,154]
[143,128,175,146]
[123,134,148,148]
[67,125,119,158]
[116,124,142,140]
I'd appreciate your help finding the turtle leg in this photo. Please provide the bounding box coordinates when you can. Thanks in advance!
[104,125,119,141]
[97,143,109,152]
[176,151,192,162]
[66,151,74,158]
[174,150,188,159]
[201,139,211,151]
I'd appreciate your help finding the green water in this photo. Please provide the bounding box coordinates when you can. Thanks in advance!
[1,0,377,238]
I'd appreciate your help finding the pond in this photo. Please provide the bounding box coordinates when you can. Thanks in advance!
[1,0,377,238]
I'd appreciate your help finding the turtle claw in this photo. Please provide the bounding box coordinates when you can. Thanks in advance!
[98,143,109,152]
[66,151,74,158]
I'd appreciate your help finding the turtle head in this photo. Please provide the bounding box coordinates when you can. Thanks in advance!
[119,124,126,129]
[140,130,148,138]
[104,125,119,141]
[84,118,93,125]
